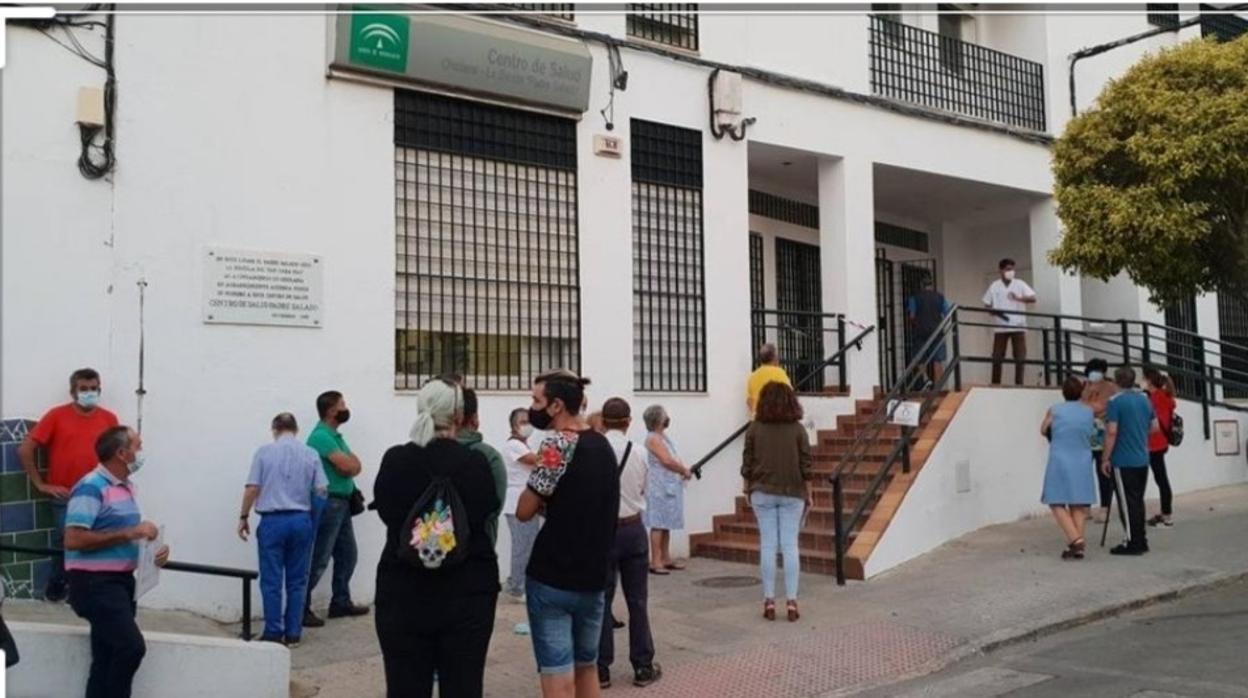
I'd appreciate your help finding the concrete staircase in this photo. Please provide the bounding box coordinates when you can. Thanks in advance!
[690,390,967,579]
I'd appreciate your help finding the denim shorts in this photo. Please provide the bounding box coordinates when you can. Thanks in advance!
[525,577,605,675]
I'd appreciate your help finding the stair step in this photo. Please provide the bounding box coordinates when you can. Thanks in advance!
[690,538,844,576]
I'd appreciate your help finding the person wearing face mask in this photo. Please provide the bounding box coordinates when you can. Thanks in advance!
[19,368,119,603]
[303,390,369,628]
[502,408,540,603]
[1081,359,1119,524]
[516,370,619,698]
[981,258,1037,385]
[64,425,169,698]
[455,389,507,546]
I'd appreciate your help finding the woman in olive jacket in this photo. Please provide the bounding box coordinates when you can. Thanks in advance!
[741,381,812,623]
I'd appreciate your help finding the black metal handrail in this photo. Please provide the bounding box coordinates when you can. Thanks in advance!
[690,324,875,479]
[751,309,849,393]
[868,15,1047,131]
[0,544,259,641]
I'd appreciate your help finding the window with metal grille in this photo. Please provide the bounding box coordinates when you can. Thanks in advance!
[632,119,705,392]
[749,190,819,229]
[875,222,929,253]
[1218,293,1248,398]
[775,238,824,392]
[394,90,580,391]
[1147,3,1180,30]
[749,233,765,355]
[505,3,575,21]
[1200,3,1248,40]
[627,4,699,51]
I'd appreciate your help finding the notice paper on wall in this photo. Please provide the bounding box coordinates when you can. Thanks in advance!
[135,528,164,600]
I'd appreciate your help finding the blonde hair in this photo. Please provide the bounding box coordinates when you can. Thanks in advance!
[409,379,462,447]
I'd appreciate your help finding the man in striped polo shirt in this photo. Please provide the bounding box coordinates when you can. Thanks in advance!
[64,425,168,698]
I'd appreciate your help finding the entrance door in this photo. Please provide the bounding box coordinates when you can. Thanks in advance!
[876,249,939,389]
[1165,296,1204,400]
[776,238,824,392]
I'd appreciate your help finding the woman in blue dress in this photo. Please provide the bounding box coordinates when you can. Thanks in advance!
[1041,375,1098,559]
[642,405,692,575]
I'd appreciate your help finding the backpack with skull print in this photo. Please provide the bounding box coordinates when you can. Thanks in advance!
[398,475,472,570]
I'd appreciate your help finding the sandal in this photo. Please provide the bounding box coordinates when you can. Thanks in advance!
[763,599,776,621]
[664,562,686,571]
[1062,538,1086,560]
[649,567,670,576]
[786,600,800,623]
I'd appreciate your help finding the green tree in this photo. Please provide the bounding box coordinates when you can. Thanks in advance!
[1050,37,1248,304]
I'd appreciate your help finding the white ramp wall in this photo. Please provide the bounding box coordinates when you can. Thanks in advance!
[867,388,1248,577]
[4,622,288,698]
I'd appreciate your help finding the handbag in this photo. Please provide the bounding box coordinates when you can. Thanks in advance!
[348,486,366,517]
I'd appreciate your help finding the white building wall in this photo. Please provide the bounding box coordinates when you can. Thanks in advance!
[3,7,1238,616]
[866,387,1248,577]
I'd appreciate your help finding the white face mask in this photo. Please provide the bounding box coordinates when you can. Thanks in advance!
[76,390,100,409]
[127,451,145,474]
[518,424,533,439]
[1003,269,1016,281]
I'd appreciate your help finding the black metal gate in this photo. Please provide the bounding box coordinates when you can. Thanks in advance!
[749,232,765,354]
[776,238,824,392]
[876,249,938,390]
[1165,296,1204,400]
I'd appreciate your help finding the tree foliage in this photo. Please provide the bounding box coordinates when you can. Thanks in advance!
[1050,37,1248,304]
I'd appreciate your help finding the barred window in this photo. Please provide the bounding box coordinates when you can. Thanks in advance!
[1146,3,1180,30]
[627,4,699,51]
[505,4,575,21]
[632,119,705,392]
[394,90,580,390]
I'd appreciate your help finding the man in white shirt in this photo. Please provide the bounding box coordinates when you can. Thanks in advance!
[597,398,662,689]
[502,408,540,602]
[981,257,1037,385]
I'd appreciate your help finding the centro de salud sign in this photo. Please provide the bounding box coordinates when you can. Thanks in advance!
[202,248,323,328]
[331,8,592,113]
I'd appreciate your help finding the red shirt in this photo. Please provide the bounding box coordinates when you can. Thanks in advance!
[1148,389,1176,453]
[28,403,120,488]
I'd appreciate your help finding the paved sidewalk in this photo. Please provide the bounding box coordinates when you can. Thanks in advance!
[290,484,1248,698]
[7,485,1247,697]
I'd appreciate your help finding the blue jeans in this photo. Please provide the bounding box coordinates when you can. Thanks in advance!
[257,511,315,638]
[504,514,541,597]
[750,491,804,601]
[48,499,68,590]
[525,577,604,675]
[306,496,357,610]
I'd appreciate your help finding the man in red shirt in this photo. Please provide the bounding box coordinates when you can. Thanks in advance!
[18,368,119,602]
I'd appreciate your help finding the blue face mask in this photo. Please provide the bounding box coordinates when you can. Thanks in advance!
[76,390,100,409]
[1088,371,1104,383]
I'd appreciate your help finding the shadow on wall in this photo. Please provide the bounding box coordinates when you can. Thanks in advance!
[1,419,56,600]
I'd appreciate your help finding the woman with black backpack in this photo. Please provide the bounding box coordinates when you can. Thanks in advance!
[373,378,501,698]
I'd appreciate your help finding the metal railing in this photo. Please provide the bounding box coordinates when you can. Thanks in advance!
[0,544,259,641]
[751,309,850,394]
[830,304,1248,584]
[868,15,1047,131]
[690,324,875,479]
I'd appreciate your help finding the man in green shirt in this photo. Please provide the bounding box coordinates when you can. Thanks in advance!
[456,388,507,546]
[303,390,369,628]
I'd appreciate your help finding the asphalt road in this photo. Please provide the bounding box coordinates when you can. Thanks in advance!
[865,579,1248,698]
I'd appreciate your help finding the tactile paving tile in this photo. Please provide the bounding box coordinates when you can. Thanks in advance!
[599,621,963,698]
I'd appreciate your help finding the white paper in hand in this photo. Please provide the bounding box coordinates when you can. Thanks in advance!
[135,527,163,600]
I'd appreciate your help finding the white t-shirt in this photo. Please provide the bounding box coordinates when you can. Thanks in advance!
[502,437,534,516]
[981,278,1036,332]
[606,430,647,519]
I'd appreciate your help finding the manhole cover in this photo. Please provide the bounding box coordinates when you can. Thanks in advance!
[694,575,761,589]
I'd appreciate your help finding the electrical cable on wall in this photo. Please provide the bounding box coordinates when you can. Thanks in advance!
[135,278,147,435]
[21,4,117,179]
[598,43,628,131]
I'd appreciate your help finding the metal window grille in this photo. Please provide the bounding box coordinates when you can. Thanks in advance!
[632,119,706,392]
[869,15,1047,132]
[875,221,929,253]
[394,90,580,391]
[505,3,575,21]
[1147,3,1180,30]
[1165,296,1204,401]
[1200,4,1248,40]
[775,238,825,392]
[1218,293,1248,398]
[627,4,699,51]
[749,233,765,354]
[748,190,819,229]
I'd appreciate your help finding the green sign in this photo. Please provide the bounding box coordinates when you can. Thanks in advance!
[348,12,409,73]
